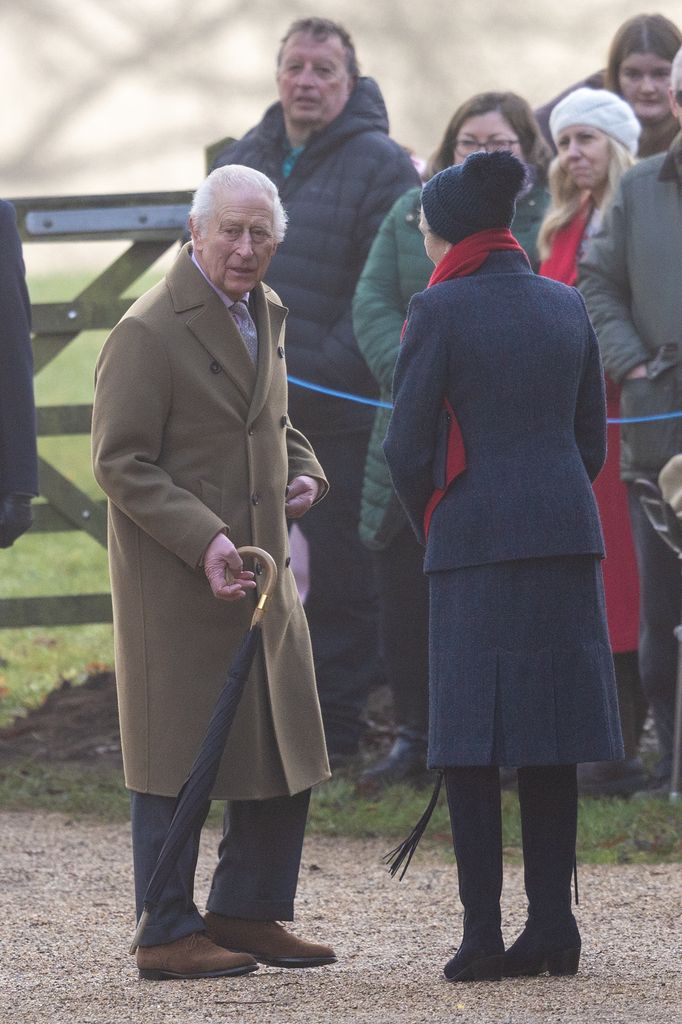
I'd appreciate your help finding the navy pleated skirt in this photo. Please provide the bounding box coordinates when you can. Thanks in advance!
[427,555,624,768]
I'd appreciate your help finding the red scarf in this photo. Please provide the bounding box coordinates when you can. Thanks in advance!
[538,209,588,287]
[428,227,528,285]
[419,229,528,537]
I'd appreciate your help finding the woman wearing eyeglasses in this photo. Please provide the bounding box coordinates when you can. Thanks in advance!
[538,88,646,797]
[352,94,550,792]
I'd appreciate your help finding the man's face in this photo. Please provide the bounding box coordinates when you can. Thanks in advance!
[190,188,278,301]
[276,31,354,143]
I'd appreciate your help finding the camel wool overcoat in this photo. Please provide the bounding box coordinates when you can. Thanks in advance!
[92,244,330,800]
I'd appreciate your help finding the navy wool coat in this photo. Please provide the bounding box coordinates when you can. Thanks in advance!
[0,200,38,500]
[384,251,623,766]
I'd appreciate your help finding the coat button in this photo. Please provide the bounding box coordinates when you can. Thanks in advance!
[280,415,287,427]
[277,346,285,358]
[210,360,222,374]
[255,562,263,575]
[285,556,291,568]
[248,427,254,435]
[251,493,260,505]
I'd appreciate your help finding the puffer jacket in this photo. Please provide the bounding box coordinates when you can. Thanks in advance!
[579,135,682,479]
[353,181,549,549]
[212,78,420,438]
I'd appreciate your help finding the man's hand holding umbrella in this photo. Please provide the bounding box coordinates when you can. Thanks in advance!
[203,533,256,601]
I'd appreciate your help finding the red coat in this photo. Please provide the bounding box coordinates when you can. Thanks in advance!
[540,214,639,651]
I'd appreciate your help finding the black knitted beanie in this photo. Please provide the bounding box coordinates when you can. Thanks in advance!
[420,151,527,245]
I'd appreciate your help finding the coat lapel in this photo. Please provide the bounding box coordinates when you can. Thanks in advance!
[167,246,287,419]
[168,245,256,404]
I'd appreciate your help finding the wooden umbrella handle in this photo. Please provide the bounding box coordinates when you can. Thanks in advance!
[235,546,278,626]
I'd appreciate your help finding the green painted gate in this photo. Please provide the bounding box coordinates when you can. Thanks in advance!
[0,190,193,628]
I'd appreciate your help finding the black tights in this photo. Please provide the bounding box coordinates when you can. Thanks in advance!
[444,764,578,935]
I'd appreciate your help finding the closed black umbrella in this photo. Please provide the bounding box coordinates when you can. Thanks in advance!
[129,546,278,952]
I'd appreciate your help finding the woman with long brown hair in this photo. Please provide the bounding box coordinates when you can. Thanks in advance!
[535,12,681,159]
[605,12,682,157]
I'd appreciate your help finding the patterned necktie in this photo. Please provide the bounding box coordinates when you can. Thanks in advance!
[231,300,258,364]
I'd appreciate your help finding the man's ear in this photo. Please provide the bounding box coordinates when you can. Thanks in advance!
[188,215,200,248]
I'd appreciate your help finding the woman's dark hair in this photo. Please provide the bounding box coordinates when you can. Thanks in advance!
[605,13,682,91]
[428,92,552,182]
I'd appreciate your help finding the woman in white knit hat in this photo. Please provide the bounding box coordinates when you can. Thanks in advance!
[538,87,640,271]
[538,87,646,799]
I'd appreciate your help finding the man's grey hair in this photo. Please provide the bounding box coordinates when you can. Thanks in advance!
[277,17,359,78]
[190,165,287,242]
[672,45,682,91]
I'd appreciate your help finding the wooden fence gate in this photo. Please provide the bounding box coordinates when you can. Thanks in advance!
[0,190,193,628]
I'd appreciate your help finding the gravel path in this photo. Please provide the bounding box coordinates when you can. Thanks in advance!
[2,811,681,1024]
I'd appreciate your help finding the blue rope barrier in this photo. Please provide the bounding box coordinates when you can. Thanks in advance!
[607,412,682,424]
[286,375,682,424]
[286,375,393,409]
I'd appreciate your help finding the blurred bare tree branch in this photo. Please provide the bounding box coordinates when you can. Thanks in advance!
[1,0,289,185]
[1,0,676,194]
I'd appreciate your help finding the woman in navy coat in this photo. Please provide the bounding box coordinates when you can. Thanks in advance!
[383,152,622,983]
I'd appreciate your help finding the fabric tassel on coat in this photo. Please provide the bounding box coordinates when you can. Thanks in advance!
[384,770,443,879]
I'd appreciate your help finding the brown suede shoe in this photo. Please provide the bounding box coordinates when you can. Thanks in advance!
[204,913,337,968]
[136,931,259,980]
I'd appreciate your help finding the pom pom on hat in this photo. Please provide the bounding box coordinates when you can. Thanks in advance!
[549,87,641,155]
[421,151,527,246]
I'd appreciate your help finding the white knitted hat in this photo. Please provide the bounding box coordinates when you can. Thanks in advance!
[549,87,641,155]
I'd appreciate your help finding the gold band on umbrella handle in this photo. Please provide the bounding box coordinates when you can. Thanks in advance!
[226,546,278,627]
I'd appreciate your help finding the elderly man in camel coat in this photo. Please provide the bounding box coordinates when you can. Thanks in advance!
[92,165,335,981]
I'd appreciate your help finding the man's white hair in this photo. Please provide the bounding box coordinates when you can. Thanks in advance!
[190,165,287,242]
[672,45,682,92]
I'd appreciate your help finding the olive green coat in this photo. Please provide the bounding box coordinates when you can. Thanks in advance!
[92,245,330,800]
[579,138,682,479]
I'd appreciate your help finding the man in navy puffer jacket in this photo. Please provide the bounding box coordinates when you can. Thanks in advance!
[210,18,420,761]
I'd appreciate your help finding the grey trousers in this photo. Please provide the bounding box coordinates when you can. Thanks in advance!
[131,788,311,947]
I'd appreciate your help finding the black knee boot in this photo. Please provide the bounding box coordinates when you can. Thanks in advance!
[443,766,504,982]
[504,764,581,977]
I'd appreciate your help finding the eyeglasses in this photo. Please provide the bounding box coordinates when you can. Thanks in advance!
[454,138,520,157]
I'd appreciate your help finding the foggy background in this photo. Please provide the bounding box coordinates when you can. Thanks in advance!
[2,0,680,270]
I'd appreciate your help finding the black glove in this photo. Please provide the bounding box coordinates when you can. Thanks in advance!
[0,493,34,548]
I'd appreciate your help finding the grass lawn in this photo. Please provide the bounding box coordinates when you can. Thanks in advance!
[0,268,166,726]
[1,758,681,865]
